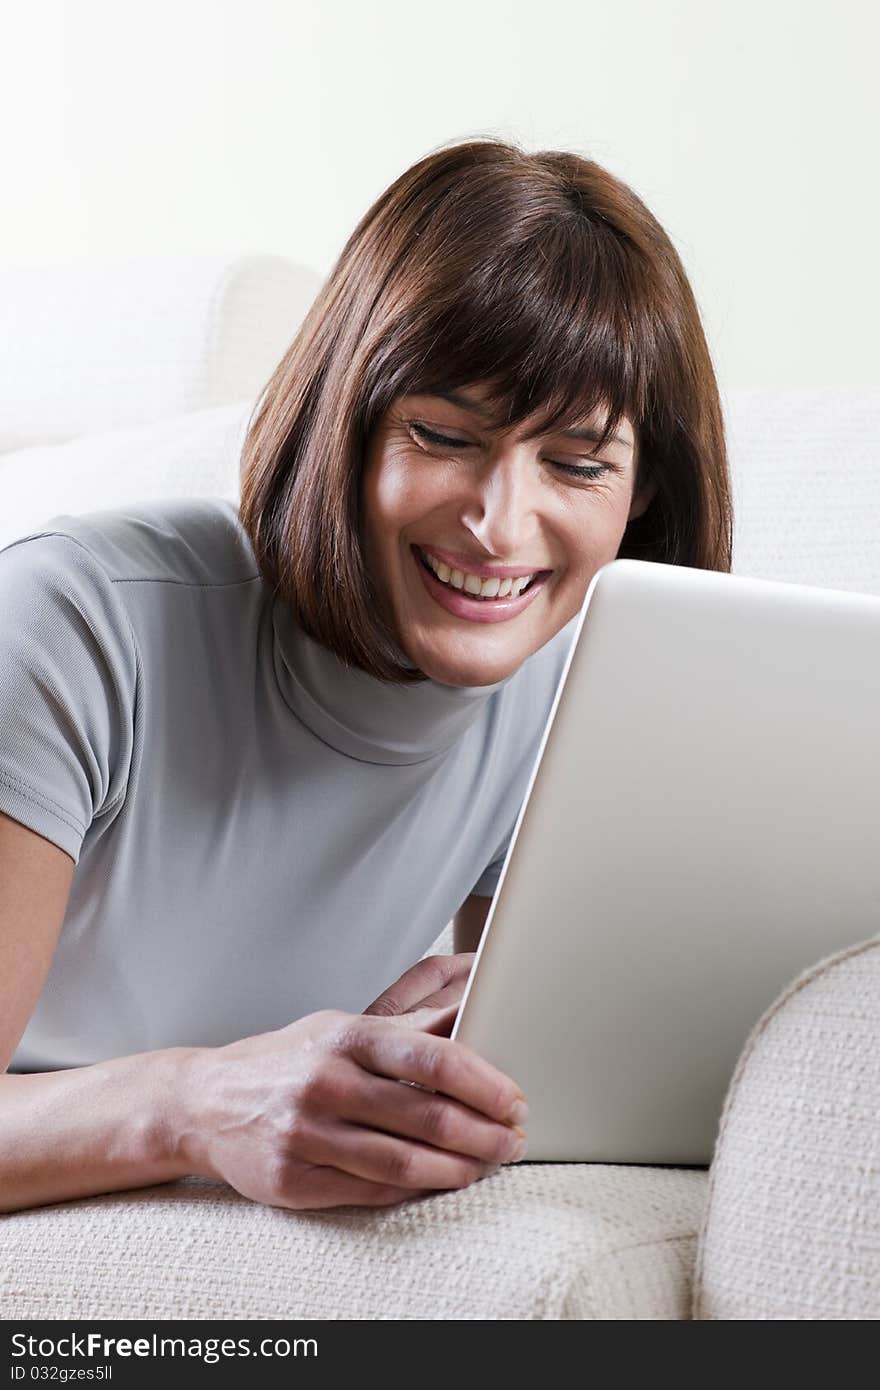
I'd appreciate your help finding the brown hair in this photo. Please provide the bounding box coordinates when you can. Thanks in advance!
[239,136,733,684]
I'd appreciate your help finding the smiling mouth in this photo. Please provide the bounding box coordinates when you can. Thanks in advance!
[412,546,546,598]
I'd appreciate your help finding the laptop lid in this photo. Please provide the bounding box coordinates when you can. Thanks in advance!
[452,558,880,1164]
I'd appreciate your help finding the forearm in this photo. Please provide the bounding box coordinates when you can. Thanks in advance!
[0,1046,198,1213]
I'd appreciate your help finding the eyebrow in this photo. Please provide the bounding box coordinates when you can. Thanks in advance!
[431,390,634,450]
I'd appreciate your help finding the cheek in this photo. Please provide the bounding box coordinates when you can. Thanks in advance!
[365,454,439,538]
[558,494,631,577]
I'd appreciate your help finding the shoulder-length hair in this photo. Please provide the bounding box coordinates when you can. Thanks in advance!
[239,137,733,684]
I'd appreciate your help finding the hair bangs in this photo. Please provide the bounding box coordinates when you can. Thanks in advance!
[387,217,646,455]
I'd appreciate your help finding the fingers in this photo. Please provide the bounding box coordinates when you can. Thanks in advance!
[274,1163,434,1211]
[337,1073,528,1167]
[363,954,475,1019]
[294,1119,501,1192]
[344,1017,525,1126]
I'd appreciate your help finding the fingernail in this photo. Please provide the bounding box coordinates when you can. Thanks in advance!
[507,1098,529,1127]
[509,1132,528,1162]
[502,1125,527,1161]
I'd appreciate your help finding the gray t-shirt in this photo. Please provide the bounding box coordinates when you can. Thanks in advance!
[0,497,576,1072]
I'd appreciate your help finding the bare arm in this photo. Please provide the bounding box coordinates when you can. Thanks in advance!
[453,893,492,954]
[0,814,525,1214]
[0,809,74,1065]
[0,1048,195,1212]
[0,811,191,1211]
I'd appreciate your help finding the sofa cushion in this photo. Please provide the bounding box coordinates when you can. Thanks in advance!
[724,386,880,597]
[0,1164,706,1321]
[694,937,880,1319]
[0,401,250,549]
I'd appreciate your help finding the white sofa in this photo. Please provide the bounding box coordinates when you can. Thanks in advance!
[1,254,878,1320]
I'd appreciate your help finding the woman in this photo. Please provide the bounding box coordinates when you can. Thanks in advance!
[0,138,732,1213]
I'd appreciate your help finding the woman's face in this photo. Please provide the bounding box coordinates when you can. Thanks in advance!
[362,382,656,687]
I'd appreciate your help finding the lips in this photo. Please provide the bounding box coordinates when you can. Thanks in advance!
[417,543,549,583]
[411,544,536,594]
[411,545,552,625]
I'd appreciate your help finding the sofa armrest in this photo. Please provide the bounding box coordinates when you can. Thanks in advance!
[0,1164,706,1320]
[694,935,880,1319]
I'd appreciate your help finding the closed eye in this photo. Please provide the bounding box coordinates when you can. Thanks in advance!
[408,422,614,481]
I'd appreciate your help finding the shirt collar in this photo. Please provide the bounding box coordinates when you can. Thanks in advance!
[271,598,515,765]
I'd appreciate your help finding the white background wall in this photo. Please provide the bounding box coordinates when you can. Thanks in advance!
[2,0,878,389]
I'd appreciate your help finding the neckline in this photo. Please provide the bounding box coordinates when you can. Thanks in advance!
[271,598,515,765]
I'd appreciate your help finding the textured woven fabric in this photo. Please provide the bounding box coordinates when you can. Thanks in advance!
[694,937,880,1319]
[0,1165,706,1321]
[0,253,321,443]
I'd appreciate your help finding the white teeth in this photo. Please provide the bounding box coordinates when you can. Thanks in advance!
[421,550,537,599]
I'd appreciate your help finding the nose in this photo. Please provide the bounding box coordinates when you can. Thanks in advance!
[458,447,538,560]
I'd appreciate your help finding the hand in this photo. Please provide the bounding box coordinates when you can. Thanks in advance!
[176,1001,529,1213]
[363,952,476,1037]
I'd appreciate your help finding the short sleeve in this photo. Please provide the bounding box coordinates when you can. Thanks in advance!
[0,533,138,864]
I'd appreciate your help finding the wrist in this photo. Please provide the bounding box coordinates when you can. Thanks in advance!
[145,1045,215,1180]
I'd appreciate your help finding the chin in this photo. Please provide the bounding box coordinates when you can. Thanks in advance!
[409,641,525,689]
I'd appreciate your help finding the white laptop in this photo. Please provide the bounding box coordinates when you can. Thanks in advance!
[452,558,880,1165]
